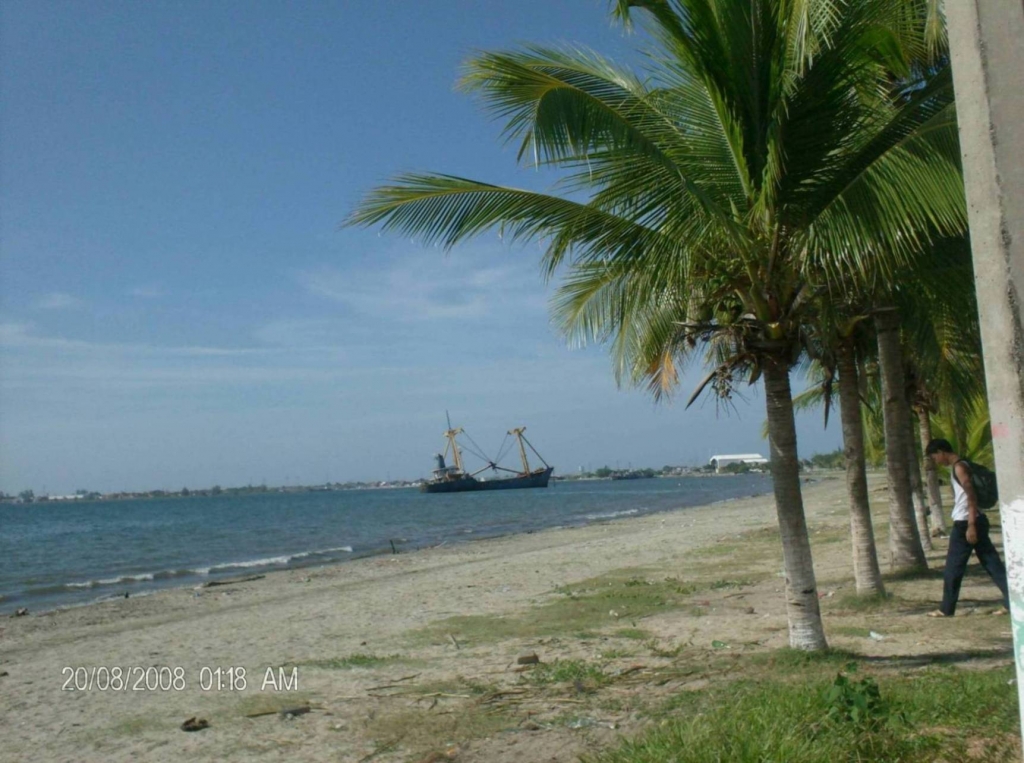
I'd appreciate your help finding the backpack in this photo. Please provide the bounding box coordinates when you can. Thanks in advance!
[954,460,999,510]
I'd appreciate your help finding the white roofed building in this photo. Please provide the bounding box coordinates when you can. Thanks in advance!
[708,453,768,473]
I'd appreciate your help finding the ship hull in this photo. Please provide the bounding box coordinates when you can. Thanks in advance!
[420,467,553,493]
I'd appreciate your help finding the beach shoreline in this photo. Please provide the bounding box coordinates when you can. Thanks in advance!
[2,475,1014,762]
[2,479,774,614]
[2,476,787,624]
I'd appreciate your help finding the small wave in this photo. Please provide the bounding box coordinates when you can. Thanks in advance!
[209,556,291,573]
[25,583,77,596]
[584,508,639,521]
[67,572,154,589]
[21,546,357,600]
[208,545,354,573]
[29,568,205,595]
[288,545,353,560]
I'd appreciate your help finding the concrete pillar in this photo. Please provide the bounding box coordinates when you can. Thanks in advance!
[946,0,1024,744]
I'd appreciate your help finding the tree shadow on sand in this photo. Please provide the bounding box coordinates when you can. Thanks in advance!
[856,646,1014,669]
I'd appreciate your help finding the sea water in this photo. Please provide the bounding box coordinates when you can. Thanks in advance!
[0,475,771,613]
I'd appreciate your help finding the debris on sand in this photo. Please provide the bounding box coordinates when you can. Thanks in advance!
[180,717,209,732]
[202,575,265,588]
[244,705,312,719]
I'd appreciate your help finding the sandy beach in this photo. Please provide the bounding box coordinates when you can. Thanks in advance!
[1,475,1015,762]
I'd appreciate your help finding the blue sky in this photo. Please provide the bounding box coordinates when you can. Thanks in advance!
[0,0,841,493]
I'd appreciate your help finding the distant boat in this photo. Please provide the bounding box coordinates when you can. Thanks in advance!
[611,471,652,480]
[420,418,554,493]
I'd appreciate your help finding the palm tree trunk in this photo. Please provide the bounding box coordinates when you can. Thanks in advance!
[917,408,947,533]
[763,354,828,650]
[874,308,928,573]
[836,339,885,596]
[906,412,933,551]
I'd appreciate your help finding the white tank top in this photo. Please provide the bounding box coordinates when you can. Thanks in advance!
[952,465,970,521]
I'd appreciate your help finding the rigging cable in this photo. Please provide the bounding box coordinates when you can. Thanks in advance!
[492,433,513,467]
[458,430,494,465]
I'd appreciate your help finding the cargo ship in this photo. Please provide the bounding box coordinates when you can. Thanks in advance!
[420,419,553,493]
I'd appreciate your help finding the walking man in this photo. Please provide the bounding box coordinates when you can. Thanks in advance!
[925,439,1009,617]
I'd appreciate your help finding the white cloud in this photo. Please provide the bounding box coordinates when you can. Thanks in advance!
[0,322,274,358]
[296,249,548,324]
[35,292,83,310]
[0,322,386,398]
[251,319,353,349]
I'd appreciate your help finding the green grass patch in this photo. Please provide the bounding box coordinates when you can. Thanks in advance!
[412,675,499,697]
[613,627,653,640]
[365,702,513,759]
[689,543,740,557]
[624,576,654,587]
[687,525,786,562]
[297,653,415,670]
[644,639,685,658]
[410,570,706,647]
[832,591,898,612]
[553,569,656,596]
[589,660,1018,763]
[527,659,611,691]
[746,647,860,671]
[709,578,754,590]
[663,577,700,595]
[601,647,638,659]
[809,526,849,545]
[743,526,782,541]
[884,566,940,583]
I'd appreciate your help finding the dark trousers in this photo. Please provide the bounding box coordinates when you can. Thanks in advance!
[941,513,1010,615]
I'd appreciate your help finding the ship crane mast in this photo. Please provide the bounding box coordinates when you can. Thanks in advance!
[508,427,550,476]
[441,410,465,474]
[443,426,465,473]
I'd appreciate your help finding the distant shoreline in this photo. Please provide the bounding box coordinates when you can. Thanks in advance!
[0,468,791,506]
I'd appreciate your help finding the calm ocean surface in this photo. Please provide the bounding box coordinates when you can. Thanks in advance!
[0,475,772,614]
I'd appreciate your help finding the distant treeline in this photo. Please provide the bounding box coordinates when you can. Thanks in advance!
[1,481,419,504]
[4,451,848,503]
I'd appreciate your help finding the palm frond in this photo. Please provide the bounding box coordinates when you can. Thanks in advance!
[348,173,697,274]
[800,71,965,282]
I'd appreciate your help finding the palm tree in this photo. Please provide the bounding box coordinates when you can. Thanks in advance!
[875,305,929,571]
[801,237,981,559]
[350,0,965,649]
[915,400,947,533]
[905,410,934,548]
[832,324,887,595]
[774,307,887,596]
[796,248,978,560]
